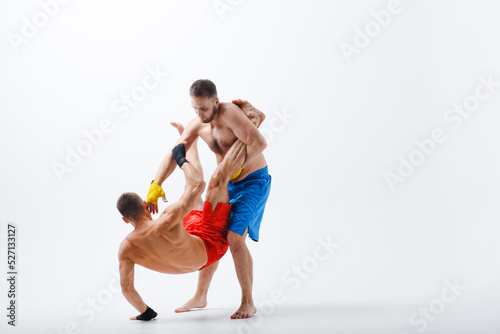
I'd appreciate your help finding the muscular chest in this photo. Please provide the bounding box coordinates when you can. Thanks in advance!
[199,125,237,156]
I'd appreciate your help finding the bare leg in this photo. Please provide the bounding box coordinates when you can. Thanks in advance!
[228,229,256,319]
[209,135,258,319]
[173,162,214,313]
[171,122,203,211]
[174,261,218,313]
[176,102,261,318]
[204,140,246,210]
[174,140,246,313]
[175,228,256,318]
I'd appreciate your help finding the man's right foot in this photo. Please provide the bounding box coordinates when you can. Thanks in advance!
[174,296,207,313]
[230,302,257,319]
[232,99,266,128]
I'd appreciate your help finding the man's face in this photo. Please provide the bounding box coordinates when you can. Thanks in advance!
[191,96,219,123]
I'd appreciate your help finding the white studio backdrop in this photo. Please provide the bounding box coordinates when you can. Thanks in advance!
[1,0,499,333]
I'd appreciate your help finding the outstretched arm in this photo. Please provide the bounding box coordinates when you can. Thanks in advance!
[119,242,157,320]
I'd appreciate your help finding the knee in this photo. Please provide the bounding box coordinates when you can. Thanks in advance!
[228,232,246,252]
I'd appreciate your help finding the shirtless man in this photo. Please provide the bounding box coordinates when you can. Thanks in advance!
[146,79,272,319]
[117,134,246,320]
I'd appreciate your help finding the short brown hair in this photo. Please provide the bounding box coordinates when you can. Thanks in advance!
[116,192,144,220]
[190,79,217,98]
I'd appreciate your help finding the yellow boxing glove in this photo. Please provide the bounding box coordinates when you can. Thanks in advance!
[147,177,165,206]
[230,168,244,181]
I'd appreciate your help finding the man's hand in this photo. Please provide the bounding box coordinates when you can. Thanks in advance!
[146,177,167,214]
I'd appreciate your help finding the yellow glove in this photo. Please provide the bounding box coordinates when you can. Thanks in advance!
[230,168,244,181]
[147,177,165,205]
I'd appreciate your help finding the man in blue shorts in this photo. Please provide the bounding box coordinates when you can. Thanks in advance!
[146,79,271,319]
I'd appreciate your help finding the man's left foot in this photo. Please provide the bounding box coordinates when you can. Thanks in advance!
[174,296,207,313]
[230,303,257,319]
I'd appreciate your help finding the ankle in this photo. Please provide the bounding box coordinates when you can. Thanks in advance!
[193,294,207,301]
[241,298,254,306]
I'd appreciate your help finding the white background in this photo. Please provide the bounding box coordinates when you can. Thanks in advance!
[1,0,499,333]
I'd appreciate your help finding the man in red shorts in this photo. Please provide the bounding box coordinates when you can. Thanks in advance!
[116,136,246,321]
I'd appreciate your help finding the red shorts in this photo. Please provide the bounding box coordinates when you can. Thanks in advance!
[183,201,231,270]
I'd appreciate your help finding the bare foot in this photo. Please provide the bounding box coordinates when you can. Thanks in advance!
[174,296,207,313]
[230,303,257,319]
[170,121,184,135]
[232,99,266,128]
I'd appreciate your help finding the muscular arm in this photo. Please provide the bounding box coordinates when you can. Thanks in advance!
[224,104,267,169]
[118,242,147,317]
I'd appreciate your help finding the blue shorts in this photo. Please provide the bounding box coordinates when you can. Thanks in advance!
[227,166,271,242]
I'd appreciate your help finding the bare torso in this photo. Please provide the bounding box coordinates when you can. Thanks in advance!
[123,220,207,274]
[197,102,267,180]
[122,102,265,274]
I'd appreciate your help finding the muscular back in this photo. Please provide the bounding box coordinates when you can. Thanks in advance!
[120,220,208,274]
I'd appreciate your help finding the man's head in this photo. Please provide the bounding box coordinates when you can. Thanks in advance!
[116,192,150,225]
[190,79,219,123]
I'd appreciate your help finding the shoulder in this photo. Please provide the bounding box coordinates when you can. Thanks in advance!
[220,102,240,115]
[185,117,204,133]
[218,102,244,124]
[118,239,133,261]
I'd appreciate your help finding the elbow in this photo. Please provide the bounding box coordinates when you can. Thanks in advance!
[248,136,267,154]
[258,138,267,152]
